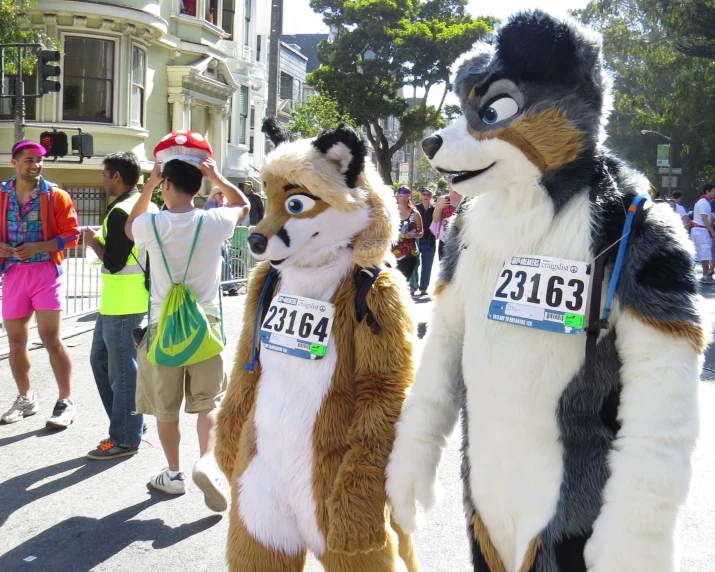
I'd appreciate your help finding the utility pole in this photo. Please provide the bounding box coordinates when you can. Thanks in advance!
[408,84,416,188]
[266,0,283,118]
[11,46,25,142]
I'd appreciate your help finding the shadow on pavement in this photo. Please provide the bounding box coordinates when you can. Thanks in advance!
[0,494,222,572]
[0,456,129,527]
[0,427,57,447]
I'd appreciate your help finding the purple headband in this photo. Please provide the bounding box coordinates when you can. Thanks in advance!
[397,187,411,195]
[12,141,47,158]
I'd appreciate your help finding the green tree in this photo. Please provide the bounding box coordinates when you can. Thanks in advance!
[576,1,715,200]
[287,93,359,139]
[414,154,440,189]
[0,1,56,74]
[309,0,493,184]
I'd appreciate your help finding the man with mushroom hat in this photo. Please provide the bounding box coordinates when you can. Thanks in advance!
[124,130,250,511]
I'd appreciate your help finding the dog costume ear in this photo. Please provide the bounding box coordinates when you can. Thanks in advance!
[262,117,289,147]
[496,10,598,83]
[312,123,367,189]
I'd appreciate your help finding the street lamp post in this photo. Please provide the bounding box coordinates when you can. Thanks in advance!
[641,129,673,198]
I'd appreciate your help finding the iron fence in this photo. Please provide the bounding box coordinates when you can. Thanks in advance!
[0,226,258,345]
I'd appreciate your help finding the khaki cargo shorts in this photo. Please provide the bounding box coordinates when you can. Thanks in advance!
[136,324,227,422]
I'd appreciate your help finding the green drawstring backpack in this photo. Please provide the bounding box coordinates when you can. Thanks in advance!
[146,213,225,367]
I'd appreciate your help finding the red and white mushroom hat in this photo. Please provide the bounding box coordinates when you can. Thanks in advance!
[153,130,213,167]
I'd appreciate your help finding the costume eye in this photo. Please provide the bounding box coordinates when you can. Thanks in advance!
[481,96,519,125]
[285,194,316,214]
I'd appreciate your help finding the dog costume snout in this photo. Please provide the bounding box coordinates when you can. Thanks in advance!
[422,135,443,159]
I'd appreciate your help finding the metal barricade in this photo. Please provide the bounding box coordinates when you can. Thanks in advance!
[0,226,257,344]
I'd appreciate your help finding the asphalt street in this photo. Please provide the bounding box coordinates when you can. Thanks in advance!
[1,281,714,572]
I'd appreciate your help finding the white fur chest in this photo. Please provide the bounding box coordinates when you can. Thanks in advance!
[238,249,354,556]
[457,188,594,570]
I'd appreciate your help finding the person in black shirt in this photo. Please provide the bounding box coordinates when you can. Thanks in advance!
[242,182,264,226]
[414,187,436,296]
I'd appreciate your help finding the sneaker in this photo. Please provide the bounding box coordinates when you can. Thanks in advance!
[45,398,76,429]
[87,440,139,460]
[1,394,39,424]
[149,468,187,495]
[700,277,715,285]
[192,457,228,512]
[228,289,239,297]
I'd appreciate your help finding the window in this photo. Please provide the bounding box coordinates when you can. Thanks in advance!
[131,47,146,127]
[180,0,196,16]
[244,0,252,46]
[239,86,248,145]
[222,0,235,37]
[256,35,261,61]
[280,73,293,100]
[0,74,37,120]
[63,37,114,123]
[249,105,255,153]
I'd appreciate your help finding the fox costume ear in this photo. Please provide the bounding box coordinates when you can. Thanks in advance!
[496,10,599,83]
[262,117,289,147]
[312,123,367,189]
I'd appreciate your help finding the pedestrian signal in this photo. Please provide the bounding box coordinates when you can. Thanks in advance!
[40,131,68,157]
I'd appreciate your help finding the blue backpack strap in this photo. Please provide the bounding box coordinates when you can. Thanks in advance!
[244,266,280,372]
[584,193,649,383]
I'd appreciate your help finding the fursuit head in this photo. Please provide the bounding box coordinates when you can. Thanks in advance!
[215,121,419,572]
[386,10,706,572]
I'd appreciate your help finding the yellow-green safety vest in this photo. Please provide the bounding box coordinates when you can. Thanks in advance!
[98,193,154,315]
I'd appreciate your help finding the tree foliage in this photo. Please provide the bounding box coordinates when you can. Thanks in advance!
[287,93,359,139]
[309,0,493,183]
[576,0,715,201]
[0,1,56,75]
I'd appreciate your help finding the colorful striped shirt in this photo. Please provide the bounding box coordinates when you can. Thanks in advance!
[1,179,51,273]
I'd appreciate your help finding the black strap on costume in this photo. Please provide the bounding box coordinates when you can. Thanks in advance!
[584,195,649,383]
[244,266,280,372]
[355,266,383,334]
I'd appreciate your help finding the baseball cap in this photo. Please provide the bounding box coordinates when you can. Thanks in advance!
[12,140,47,158]
[420,187,433,194]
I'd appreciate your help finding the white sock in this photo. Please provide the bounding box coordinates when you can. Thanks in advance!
[167,468,182,478]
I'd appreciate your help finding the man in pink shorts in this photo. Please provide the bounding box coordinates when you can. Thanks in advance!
[0,140,80,428]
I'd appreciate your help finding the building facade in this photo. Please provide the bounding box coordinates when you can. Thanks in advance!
[0,0,270,222]
[277,42,308,124]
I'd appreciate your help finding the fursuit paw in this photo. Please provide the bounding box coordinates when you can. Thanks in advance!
[385,436,442,534]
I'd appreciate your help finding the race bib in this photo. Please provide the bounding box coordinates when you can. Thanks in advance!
[260,294,334,359]
[488,255,591,335]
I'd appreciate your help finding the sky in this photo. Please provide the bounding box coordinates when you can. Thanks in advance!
[282,0,592,106]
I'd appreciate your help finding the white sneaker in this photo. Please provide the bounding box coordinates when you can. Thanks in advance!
[150,468,187,495]
[46,398,76,429]
[1,394,39,424]
[192,457,228,512]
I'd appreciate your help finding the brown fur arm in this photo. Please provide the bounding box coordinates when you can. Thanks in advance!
[327,270,415,554]
[215,261,273,479]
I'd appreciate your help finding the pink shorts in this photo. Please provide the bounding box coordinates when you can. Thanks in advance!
[2,261,64,320]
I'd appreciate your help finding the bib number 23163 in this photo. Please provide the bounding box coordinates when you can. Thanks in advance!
[488,255,591,335]
[260,294,334,359]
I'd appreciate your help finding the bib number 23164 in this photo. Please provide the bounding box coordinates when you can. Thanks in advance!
[260,294,334,359]
[488,255,591,335]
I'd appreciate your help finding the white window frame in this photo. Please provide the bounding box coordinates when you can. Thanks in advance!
[130,45,147,128]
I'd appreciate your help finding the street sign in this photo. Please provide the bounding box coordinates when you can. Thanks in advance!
[399,162,409,173]
[658,168,681,174]
[399,172,409,184]
[656,144,670,167]
[662,176,677,188]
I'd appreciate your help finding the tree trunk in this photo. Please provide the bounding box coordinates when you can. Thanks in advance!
[375,146,394,185]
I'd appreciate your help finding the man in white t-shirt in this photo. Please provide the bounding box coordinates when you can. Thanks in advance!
[671,190,689,227]
[690,183,715,284]
[125,156,249,509]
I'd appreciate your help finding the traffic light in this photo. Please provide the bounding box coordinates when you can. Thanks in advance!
[40,131,68,157]
[71,133,93,158]
[39,50,61,94]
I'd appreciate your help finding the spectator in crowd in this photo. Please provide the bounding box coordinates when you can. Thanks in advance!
[241,182,265,226]
[125,155,249,510]
[0,140,80,428]
[413,186,436,296]
[204,186,238,296]
[433,176,463,260]
[392,186,423,292]
[86,152,158,459]
[691,183,715,284]
[671,190,690,227]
